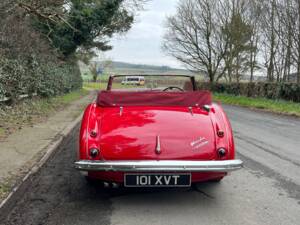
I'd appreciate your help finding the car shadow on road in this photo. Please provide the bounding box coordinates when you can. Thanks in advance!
[86,180,221,200]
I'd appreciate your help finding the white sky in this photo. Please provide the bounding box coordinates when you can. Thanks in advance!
[102,0,182,68]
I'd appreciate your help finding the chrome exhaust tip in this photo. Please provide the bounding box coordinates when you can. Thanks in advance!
[103,182,110,188]
[112,182,119,188]
[80,171,88,176]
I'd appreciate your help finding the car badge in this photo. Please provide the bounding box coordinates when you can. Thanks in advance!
[190,137,209,149]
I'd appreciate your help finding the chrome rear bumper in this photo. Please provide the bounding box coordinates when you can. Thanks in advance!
[74,159,243,172]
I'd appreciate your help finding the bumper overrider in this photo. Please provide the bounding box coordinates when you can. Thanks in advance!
[74,159,243,172]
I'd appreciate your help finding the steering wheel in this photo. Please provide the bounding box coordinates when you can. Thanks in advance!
[163,86,184,92]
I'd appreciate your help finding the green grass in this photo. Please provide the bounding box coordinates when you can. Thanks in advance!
[81,72,110,82]
[0,89,89,140]
[21,89,89,115]
[0,127,5,138]
[83,82,137,90]
[0,183,10,200]
[83,82,107,90]
[0,88,90,200]
[213,93,300,117]
[55,89,89,104]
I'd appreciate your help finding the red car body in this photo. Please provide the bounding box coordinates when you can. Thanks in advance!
[75,75,242,187]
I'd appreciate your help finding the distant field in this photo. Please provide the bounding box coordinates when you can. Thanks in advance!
[80,61,204,82]
[81,71,202,82]
[106,67,195,76]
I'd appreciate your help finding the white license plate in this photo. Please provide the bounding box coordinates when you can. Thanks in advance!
[124,174,191,187]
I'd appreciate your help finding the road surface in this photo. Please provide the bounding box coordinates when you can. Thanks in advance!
[1,105,300,225]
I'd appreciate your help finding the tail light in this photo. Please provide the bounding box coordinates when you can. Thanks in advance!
[218,148,227,158]
[217,130,224,138]
[90,148,100,158]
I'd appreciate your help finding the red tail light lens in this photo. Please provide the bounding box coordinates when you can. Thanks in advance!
[217,130,224,138]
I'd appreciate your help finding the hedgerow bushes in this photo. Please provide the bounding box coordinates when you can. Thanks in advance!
[197,82,300,103]
[36,61,82,97]
[0,1,83,106]
[0,57,82,104]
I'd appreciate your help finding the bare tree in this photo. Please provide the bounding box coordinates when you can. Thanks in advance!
[246,1,262,83]
[162,0,262,83]
[282,0,294,82]
[162,0,228,83]
[264,0,277,82]
[295,0,300,83]
[0,0,54,60]
[259,0,299,83]
[221,0,257,83]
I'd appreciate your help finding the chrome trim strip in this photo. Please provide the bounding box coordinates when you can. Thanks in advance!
[74,159,243,172]
[155,135,161,154]
[119,106,123,116]
[188,107,193,116]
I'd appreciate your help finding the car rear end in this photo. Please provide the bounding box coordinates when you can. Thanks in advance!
[75,90,243,187]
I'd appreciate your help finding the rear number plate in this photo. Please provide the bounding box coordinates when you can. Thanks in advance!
[124,174,191,187]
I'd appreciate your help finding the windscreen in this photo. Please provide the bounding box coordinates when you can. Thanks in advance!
[111,75,194,91]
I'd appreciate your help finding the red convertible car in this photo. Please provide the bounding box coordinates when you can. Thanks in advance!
[75,75,243,187]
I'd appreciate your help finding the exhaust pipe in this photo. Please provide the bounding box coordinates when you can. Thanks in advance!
[112,182,119,188]
[103,182,119,188]
[103,182,110,188]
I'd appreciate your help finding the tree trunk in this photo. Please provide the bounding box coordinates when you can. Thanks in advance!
[228,65,232,83]
[283,0,292,82]
[267,0,276,82]
[92,74,97,83]
[298,0,300,84]
[249,38,256,83]
[236,53,240,83]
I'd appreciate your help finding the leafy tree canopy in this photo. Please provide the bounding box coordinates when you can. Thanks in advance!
[20,0,135,58]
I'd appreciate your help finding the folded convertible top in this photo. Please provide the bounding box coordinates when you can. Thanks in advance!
[96,91,212,107]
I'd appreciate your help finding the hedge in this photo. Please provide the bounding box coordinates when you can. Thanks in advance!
[197,82,300,103]
[0,57,82,104]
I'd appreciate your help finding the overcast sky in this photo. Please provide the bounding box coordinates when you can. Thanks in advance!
[103,0,181,68]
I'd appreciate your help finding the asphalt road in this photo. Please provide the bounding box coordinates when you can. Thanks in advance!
[1,105,300,225]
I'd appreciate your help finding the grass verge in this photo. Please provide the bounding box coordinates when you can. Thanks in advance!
[213,93,300,117]
[83,82,106,90]
[0,181,11,201]
[0,89,89,140]
[83,81,137,90]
